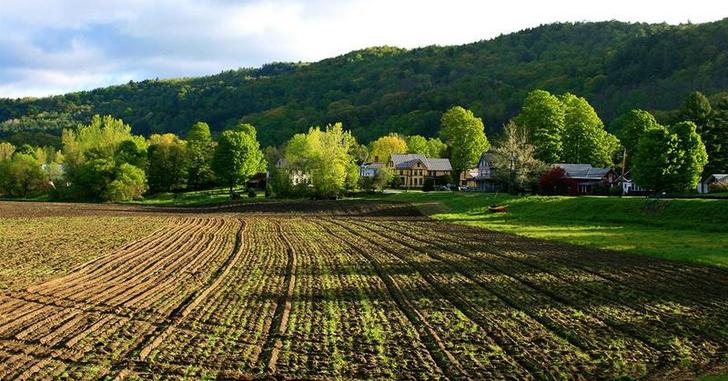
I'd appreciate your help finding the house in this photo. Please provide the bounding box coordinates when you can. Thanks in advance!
[614,170,648,195]
[275,158,310,186]
[388,154,452,188]
[246,172,268,189]
[460,153,504,192]
[359,162,385,178]
[554,163,617,195]
[698,174,728,193]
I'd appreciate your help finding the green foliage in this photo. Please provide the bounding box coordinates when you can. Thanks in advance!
[147,134,189,192]
[440,106,490,176]
[0,153,47,197]
[514,89,565,163]
[680,91,712,131]
[212,127,264,192]
[560,93,616,166]
[369,134,407,163]
[616,109,660,163]
[105,163,147,202]
[283,123,357,198]
[186,122,216,189]
[406,135,447,157]
[703,94,728,175]
[0,142,14,161]
[6,20,728,147]
[632,121,708,193]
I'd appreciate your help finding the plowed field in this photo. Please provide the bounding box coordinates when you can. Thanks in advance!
[0,201,725,380]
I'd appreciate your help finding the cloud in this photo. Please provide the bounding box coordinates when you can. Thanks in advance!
[1,0,727,98]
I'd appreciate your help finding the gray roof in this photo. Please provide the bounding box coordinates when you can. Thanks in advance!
[706,174,728,183]
[477,153,496,169]
[555,163,612,180]
[390,154,452,171]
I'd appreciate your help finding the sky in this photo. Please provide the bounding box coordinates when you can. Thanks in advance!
[1,0,727,99]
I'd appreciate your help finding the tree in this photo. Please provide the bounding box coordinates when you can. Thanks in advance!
[0,153,48,197]
[372,167,393,192]
[212,128,264,193]
[369,134,407,163]
[146,134,189,193]
[632,122,708,194]
[61,115,148,201]
[616,109,660,171]
[560,94,615,166]
[406,135,447,157]
[492,122,546,192]
[186,122,216,189]
[680,91,712,132]
[703,94,728,175]
[104,163,147,202]
[440,106,490,180]
[514,89,565,163]
[284,123,357,198]
[0,142,15,161]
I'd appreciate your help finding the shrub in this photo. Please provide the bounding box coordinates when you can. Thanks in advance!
[248,189,257,198]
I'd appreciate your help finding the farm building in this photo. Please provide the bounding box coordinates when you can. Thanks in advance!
[554,163,617,195]
[275,158,310,186]
[698,174,728,193]
[388,154,452,188]
[460,152,504,192]
[614,170,648,195]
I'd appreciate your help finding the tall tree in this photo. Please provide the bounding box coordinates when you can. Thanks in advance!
[616,109,660,171]
[514,89,565,163]
[147,133,189,193]
[0,153,47,197]
[212,127,265,193]
[186,122,216,189]
[0,142,15,161]
[406,135,447,157]
[440,106,490,179]
[632,122,707,194]
[703,94,728,175]
[560,93,615,166]
[680,91,712,132]
[369,134,407,163]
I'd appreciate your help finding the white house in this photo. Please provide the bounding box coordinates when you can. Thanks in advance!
[359,162,385,178]
[698,174,728,193]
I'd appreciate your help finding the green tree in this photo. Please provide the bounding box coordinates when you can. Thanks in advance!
[406,135,447,157]
[617,109,660,171]
[440,106,490,179]
[514,89,565,163]
[186,122,216,189]
[680,91,712,132]
[212,128,265,193]
[560,94,615,166]
[632,122,708,194]
[104,163,147,202]
[147,133,189,193]
[114,140,148,169]
[425,137,448,158]
[704,94,728,175]
[0,153,48,197]
[369,134,407,163]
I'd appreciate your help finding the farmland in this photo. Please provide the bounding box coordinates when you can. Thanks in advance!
[0,201,726,380]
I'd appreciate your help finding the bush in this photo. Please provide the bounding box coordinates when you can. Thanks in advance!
[248,189,257,198]
[422,178,435,192]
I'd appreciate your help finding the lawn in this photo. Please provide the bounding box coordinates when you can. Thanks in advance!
[125,187,267,206]
[367,191,728,268]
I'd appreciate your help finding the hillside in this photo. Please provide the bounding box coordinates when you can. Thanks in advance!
[2,19,728,147]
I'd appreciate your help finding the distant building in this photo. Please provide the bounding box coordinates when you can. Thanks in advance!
[359,162,385,178]
[276,158,310,186]
[388,154,452,188]
[460,153,504,192]
[614,170,648,195]
[554,163,616,195]
[698,174,728,193]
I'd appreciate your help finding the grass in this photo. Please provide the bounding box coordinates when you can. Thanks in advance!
[365,191,728,268]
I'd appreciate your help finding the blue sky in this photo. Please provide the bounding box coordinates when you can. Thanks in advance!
[1,0,727,98]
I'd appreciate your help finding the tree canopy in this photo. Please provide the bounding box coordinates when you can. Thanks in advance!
[440,106,490,176]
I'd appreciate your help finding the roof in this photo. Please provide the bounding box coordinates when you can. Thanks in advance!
[554,163,612,180]
[477,153,496,169]
[705,174,728,183]
[390,154,452,171]
[361,162,385,169]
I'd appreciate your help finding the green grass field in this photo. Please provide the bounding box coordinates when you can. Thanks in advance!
[367,191,728,268]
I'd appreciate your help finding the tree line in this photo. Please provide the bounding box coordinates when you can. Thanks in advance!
[1,88,724,200]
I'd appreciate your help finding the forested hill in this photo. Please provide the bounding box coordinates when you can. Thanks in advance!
[2,18,728,147]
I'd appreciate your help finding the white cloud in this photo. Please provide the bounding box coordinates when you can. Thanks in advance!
[1,0,727,98]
